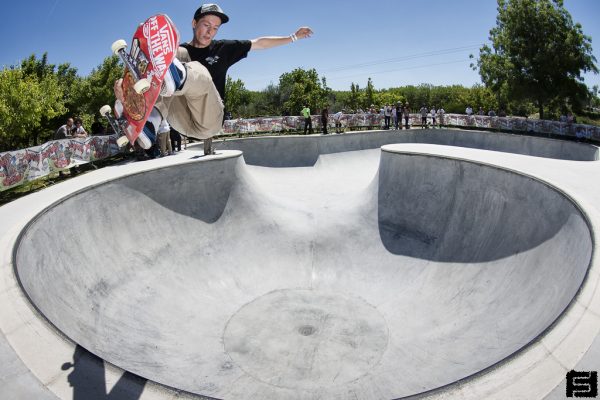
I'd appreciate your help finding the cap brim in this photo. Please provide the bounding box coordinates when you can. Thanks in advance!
[202,11,229,23]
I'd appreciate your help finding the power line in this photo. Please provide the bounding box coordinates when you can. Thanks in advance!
[322,44,482,73]
[326,59,472,82]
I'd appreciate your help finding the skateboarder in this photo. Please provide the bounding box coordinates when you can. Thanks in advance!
[115,3,313,155]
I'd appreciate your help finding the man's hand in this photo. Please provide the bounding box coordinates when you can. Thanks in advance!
[114,79,125,104]
[294,27,313,40]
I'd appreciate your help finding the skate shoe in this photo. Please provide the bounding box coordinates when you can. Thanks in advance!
[160,58,186,97]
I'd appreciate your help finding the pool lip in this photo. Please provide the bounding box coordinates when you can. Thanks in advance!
[0,136,599,399]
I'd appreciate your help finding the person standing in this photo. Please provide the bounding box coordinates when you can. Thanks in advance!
[333,110,344,133]
[158,120,173,156]
[430,106,437,128]
[437,106,445,128]
[403,103,411,129]
[302,105,313,134]
[321,106,329,135]
[91,116,106,135]
[170,127,182,153]
[384,105,392,129]
[394,102,402,130]
[419,105,429,129]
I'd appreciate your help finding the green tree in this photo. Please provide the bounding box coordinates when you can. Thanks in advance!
[364,77,375,109]
[473,0,598,119]
[261,83,284,116]
[0,68,66,151]
[590,85,600,109]
[18,53,83,142]
[279,68,327,115]
[345,82,361,111]
[74,55,122,124]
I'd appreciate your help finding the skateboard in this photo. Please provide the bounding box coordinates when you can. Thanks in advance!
[100,14,179,150]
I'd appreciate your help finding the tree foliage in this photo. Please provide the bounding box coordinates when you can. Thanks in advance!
[0,53,123,151]
[473,0,598,119]
[74,55,122,126]
[279,68,329,115]
[225,76,252,117]
[0,65,66,151]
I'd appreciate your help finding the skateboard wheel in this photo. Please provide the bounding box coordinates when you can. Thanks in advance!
[116,136,130,147]
[111,39,127,55]
[134,79,151,94]
[99,105,112,117]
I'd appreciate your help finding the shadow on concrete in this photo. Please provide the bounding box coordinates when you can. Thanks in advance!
[377,152,587,263]
[61,346,146,400]
[115,156,239,222]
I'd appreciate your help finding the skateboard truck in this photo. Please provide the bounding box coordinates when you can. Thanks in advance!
[111,39,151,94]
[100,104,130,147]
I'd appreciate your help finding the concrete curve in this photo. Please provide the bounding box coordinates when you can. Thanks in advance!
[217,129,599,167]
[12,137,593,399]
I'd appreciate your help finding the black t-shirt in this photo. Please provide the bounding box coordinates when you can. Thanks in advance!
[91,121,105,135]
[181,40,251,101]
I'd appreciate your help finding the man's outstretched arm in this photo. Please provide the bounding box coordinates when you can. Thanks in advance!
[250,27,313,50]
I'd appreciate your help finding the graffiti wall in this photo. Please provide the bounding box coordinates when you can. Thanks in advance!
[2,114,599,192]
[0,135,120,191]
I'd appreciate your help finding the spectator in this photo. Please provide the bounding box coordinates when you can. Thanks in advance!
[477,107,485,116]
[430,106,437,128]
[321,105,329,135]
[384,104,392,129]
[302,105,313,134]
[488,109,496,117]
[91,116,106,135]
[437,106,445,128]
[465,105,473,116]
[394,102,402,130]
[404,103,410,129]
[419,105,428,129]
[158,119,173,156]
[170,126,182,152]
[333,110,344,133]
[72,118,88,138]
[54,118,74,140]
[54,118,74,178]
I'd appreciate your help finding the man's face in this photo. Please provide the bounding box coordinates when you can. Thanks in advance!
[192,15,222,48]
[67,118,74,127]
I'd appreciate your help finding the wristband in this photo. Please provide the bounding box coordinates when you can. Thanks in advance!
[290,33,298,43]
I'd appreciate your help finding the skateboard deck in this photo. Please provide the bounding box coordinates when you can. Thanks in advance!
[108,14,179,149]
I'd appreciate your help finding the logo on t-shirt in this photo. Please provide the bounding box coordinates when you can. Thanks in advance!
[205,56,220,65]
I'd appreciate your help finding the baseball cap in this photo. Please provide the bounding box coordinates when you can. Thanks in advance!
[194,4,229,23]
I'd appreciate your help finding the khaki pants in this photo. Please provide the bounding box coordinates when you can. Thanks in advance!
[158,131,172,155]
[155,61,224,140]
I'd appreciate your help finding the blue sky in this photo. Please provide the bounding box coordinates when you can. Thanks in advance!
[2,0,599,91]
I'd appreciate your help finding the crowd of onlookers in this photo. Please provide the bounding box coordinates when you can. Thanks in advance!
[51,103,586,165]
[54,116,184,161]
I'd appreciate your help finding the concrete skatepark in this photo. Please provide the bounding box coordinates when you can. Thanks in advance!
[1,129,600,399]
